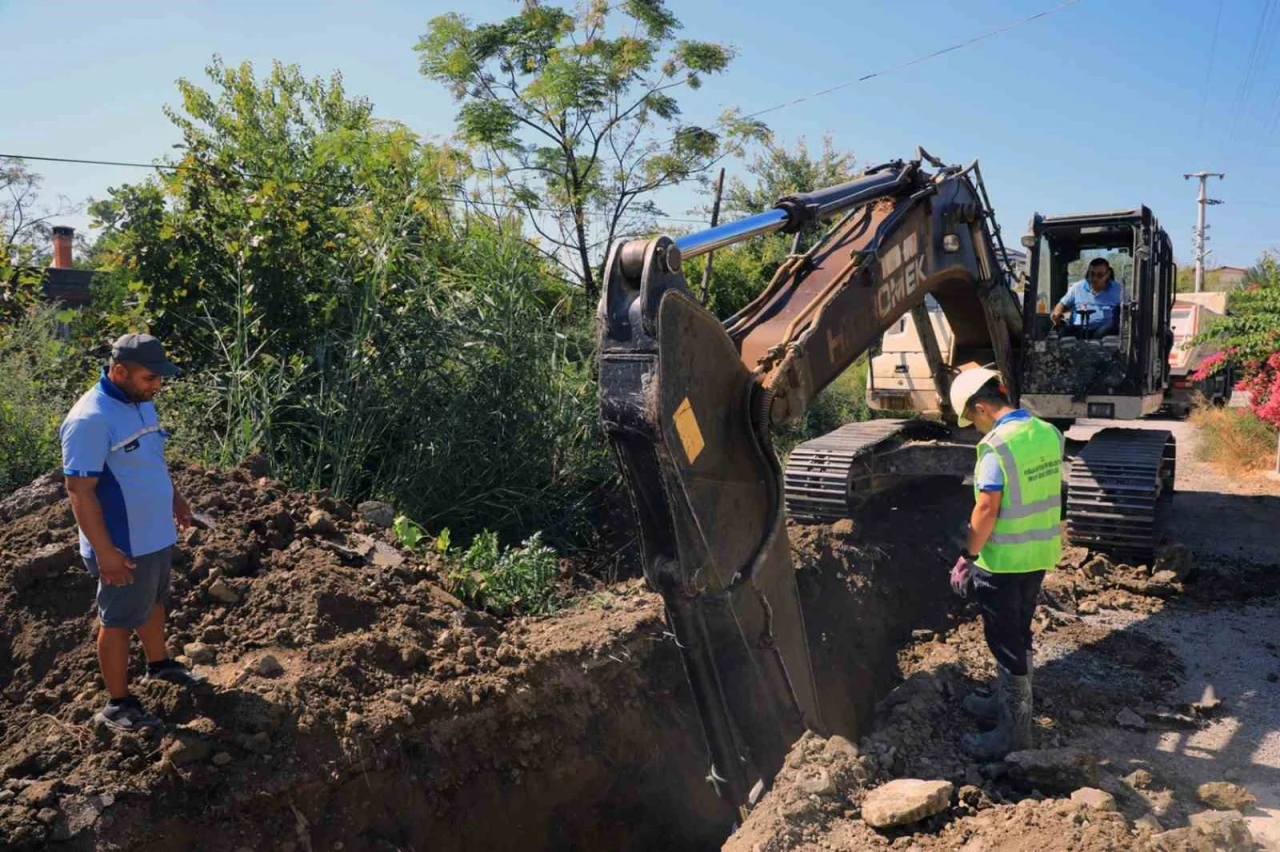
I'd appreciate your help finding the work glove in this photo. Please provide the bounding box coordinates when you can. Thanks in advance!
[950,555,978,598]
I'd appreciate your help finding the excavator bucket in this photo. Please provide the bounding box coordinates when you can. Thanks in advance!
[597,236,822,812]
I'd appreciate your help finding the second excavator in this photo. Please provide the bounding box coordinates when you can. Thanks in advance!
[595,149,1176,816]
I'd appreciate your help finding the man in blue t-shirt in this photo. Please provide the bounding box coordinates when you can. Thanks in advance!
[1050,258,1123,336]
[60,333,204,732]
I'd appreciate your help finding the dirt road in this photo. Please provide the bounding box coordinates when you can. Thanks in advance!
[1064,416,1280,847]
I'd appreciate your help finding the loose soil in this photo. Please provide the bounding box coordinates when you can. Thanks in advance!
[2,417,1277,852]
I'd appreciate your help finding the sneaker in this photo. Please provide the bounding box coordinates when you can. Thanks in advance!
[94,696,162,732]
[142,659,207,687]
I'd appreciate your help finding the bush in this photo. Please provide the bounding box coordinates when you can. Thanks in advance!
[0,306,96,496]
[1190,406,1278,474]
[393,516,561,616]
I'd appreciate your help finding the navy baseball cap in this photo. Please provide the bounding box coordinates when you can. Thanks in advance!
[110,333,181,377]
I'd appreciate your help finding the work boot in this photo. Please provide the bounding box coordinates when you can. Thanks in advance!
[960,664,1033,761]
[963,649,1033,727]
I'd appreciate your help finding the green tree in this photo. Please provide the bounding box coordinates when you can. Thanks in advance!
[88,56,473,367]
[415,0,767,296]
[1,158,81,321]
[1192,252,1280,427]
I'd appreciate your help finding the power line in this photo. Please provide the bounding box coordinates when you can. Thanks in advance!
[0,152,713,225]
[736,0,1083,122]
[1197,0,1225,137]
[1228,0,1278,142]
[5,1,1089,231]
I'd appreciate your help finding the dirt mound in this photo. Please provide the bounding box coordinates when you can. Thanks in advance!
[0,462,730,851]
[724,540,1269,852]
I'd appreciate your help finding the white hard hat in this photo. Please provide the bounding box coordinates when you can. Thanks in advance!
[950,367,1002,427]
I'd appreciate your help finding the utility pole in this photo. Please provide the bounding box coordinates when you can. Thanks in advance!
[1183,171,1225,292]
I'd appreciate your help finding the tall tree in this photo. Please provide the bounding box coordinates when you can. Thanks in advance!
[416,0,767,296]
[1,158,82,320]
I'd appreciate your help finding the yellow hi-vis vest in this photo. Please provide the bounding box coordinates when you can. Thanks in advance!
[973,415,1065,573]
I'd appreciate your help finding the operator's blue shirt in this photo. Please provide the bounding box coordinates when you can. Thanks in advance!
[59,369,176,559]
[1058,278,1123,332]
[975,409,1033,492]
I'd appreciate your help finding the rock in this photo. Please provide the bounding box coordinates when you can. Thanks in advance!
[36,807,60,825]
[911,629,935,642]
[1135,814,1162,832]
[182,643,217,665]
[1123,768,1155,790]
[200,626,229,643]
[165,734,212,766]
[1188,809,1254,848]
[861,779,954,829]
[250,655,284,678]
[1196,781,1256,811]
[1081,556,1110,578]
[17,779,58,807]
[212,752,233,767]
[307,509,338,536]
[1116,708,1147,731]
[1148,569,1180,589]
[11,541,79,590]
[797,768,837,797]
[369,542,405,569]
[1153,544,1191,581]
[1004,748,1099,792]
[207,579,240,604]
[357,501,396,529]
[1070,787,1116,811]
[0,790,13,803]
[829,518,856,536]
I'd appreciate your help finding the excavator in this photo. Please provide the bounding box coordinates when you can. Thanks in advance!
[594,149,1176,816]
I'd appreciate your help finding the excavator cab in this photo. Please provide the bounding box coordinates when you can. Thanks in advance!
[1018,208,1176,422]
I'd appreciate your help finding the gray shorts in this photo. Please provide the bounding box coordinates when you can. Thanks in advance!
[84,546,173,629]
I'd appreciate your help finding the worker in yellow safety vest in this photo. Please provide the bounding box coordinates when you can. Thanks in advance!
[947,367,1065,760]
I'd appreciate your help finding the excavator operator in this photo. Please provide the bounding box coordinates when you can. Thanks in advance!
[947,367,1065,760]
[1050,257,1122,337]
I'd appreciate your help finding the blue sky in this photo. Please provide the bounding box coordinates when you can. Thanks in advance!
[3,0,1279,268]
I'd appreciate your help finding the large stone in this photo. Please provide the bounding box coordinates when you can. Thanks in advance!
[11,542,78,590]
[17,779,59,807]
[307,509,338,536]
[1116,707,1148,731]
[357,501,396,529]
[1003,748,1099,792]
[250,655,284,678]
[861,779,954,829]
[207,579,240,604]
[182,643,217,665]
[1153,544,1192,581]
[1188,810,1254,847]
[165,734,212,766]
[1196,781,1256,811]
[1070,787,1117,811]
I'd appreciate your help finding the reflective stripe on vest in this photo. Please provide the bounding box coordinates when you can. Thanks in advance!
[974,417,1064,573]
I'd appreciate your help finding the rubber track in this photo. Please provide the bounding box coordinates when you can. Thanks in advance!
[1066,427,1176,562]
[783,420,915,523]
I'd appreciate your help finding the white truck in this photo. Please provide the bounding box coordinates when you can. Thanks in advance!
[1165,292,1233,415]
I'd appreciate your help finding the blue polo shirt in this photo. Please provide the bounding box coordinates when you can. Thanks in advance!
[59,369,177,559]
[976,409,1033,492]
[1058,278,1123,331]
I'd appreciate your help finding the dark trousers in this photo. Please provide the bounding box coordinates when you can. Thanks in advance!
[971,568,1045,676]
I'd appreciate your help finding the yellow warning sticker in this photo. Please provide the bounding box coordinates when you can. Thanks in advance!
[673,397,705,465]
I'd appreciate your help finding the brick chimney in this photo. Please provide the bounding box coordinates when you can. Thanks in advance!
[51,226,75,269]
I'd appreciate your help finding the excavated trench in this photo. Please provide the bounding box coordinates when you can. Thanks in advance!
[259,480,972,852]
[0,469,971,852]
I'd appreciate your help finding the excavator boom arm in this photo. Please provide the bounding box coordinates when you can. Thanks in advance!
[595,152,1020,815]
